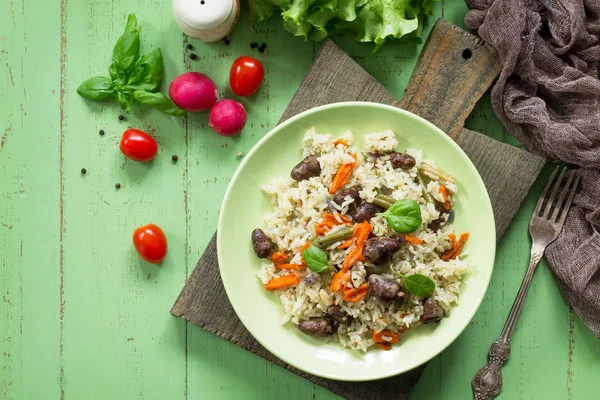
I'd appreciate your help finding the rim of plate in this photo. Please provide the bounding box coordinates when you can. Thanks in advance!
[217,101,496,381]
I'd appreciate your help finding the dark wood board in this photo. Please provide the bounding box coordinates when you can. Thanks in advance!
[171,19,545,400]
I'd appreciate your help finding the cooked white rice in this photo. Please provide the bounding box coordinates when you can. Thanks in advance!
[257,129,468,352]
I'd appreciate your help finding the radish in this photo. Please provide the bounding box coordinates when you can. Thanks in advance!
[169,72,218,112]
[209,100,247,137]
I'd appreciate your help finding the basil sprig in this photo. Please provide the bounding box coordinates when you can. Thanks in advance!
[302,246,332,273]
[402,274,435,297]
[381,199,422,233]
[77,14,184,116]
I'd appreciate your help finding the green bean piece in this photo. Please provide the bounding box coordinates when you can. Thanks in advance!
[313,226,355,248]
[376,193,396,204]
[371,197,393,209]
[416,173,434,204]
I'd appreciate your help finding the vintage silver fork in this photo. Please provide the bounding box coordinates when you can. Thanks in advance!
[472,166,580,400]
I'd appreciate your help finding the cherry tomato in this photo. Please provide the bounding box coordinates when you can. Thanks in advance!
[229,56,264,97]
[120,129,158,162]
[133,224,168,264]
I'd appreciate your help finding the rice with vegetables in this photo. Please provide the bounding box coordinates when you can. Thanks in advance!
[251,129,469,352]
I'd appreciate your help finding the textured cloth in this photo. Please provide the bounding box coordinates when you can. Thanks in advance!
[465,0,600,337]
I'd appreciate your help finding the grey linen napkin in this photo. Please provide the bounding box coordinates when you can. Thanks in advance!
[465,0,600,337]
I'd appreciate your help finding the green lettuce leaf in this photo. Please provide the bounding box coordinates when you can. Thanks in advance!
[283,19,313,40]
[248,0,438,51]
[249,0,293,21]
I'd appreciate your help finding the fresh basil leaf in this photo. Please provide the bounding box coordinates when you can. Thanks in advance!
[112,15,140,74]
[117,90,133,113]
[133,90,185,116]
[77,76,116,101]
[109,62,126,88]
[302,245,330,273]
[382,199,422,233]
[126,64,147,87]
[402,274,435,297]
[124,13,138,34]
[126,48,163,92]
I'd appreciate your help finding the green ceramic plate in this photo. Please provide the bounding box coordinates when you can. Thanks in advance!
[218,102,496,381]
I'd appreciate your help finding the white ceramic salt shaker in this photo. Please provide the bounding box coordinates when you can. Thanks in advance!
[172,0,240,42]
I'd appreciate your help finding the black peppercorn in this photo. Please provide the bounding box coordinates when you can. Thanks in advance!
[225,40,230,45]
[186,44,193,50]
[172,155,178,162]
[190,53,197,60]
[118,115,125,121]
[81,168,86,174]
[115,183,121,189]
[99,129,104,135]
[258,47,265,53]
[250,42,258,48]
[261,43,267,49]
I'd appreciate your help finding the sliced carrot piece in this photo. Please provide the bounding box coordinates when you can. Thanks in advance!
[439,185,452,210]
[329,154,357,194]
[442,232,469,260]
[330,270,351,293]
[373,330,399,344]
[300,242,311,252]
[449,232,469,259]
[264,275,300,291]
[341,222,372,271]
[341,246,365,271]
[375,342,392,351]
[355,221,371,247]
[315,213,351,235]
[448,233,457,248]
[299,241,311,264]
[274,263,303,271]
[343,283,369,302]
[402,234,424,245]
[315,224,330,235]
[338,238,354,249]
[270,251,288,265]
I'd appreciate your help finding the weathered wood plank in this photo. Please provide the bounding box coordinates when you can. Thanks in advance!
[59,1,188,398]
[397,20,501,138]
[0,1,62,399]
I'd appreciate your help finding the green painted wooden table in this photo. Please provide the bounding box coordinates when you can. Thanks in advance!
[1,1,599,399]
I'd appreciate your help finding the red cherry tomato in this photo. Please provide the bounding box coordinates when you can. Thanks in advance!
[120,129,158,162]
[133,224,167,264]
[229,56,264,97]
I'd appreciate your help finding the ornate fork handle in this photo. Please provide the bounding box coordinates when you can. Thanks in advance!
[472,248,544,399]
[472,340,511,399]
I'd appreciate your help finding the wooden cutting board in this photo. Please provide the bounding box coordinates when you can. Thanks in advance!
[171,19,545,400]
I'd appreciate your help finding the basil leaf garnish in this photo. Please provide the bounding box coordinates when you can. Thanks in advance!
[112,15,140,73]
[127,49,163,92]
[402,274,435,297]
[381,199,422,233]
[124,13,138,34]
[133,91,185,116]
[302,245,331,273]
[77,13,184,116]
[116,90,134,113]
[76,76,115,101]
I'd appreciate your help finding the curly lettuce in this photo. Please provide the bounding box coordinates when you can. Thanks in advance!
[249,0,438,51]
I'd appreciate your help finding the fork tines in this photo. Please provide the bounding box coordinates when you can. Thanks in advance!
[535,166,581,224]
